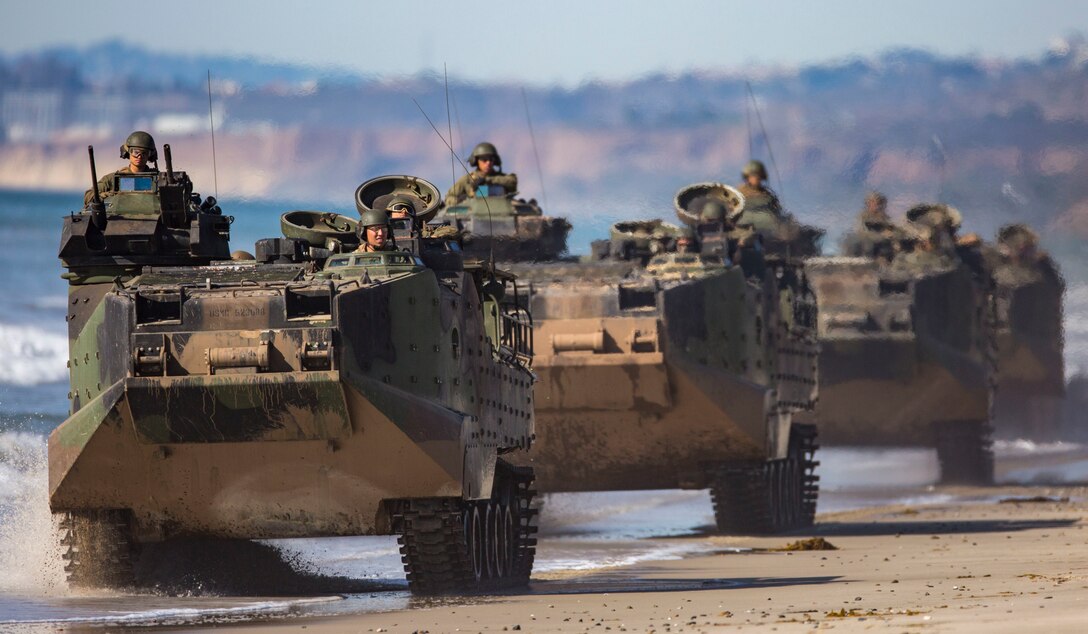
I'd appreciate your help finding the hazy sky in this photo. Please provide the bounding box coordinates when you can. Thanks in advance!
[3,0,1088,84]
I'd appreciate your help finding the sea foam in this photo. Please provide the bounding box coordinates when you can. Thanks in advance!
[0,323,68,386]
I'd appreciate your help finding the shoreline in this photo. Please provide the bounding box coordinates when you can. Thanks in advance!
[145,484,1087,633]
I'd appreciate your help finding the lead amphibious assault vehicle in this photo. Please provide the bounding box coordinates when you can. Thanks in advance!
[508,183,821,534]
[50,149,538,594]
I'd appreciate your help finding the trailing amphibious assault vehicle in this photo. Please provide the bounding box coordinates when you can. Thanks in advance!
[433,143,570,262]
[805,203,998,484]
[436,195,571,261]
[510,182,820,535]
[988,224,1065,440]
[50,148,538,594]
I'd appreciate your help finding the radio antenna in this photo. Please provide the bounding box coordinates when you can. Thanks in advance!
[521,87,548,209]
[745,90,754,158]
[207,69,220,199]
[746,81,784,199]
[445,65,456,190]
[411,97,494,261]
[451,91,466,157]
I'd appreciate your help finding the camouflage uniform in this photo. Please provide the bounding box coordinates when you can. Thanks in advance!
[84,131,158,206]
[444,142,519,207]
[83,165,156,206]
[444,170,519,207]
[891,203,962,272]
[736,183,783,215]
[841,192,909,260]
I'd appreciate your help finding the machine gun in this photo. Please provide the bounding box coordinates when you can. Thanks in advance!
[86,146,107,230]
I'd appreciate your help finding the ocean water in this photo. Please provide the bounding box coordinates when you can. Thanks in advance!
[1,188,1085,629]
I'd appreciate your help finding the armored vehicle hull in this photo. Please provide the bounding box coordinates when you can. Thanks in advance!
[805,257,996,484]
[437,196,570,261]
[991,261,1065,440]
[51,169,538,594]
[509,256,819,535]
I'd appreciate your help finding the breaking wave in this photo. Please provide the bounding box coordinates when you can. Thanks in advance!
[0,322,68,387]
[0,431,65,594]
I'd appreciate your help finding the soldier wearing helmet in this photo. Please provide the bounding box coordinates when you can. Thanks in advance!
[355,208,396,252]
[444,142,519,207]
[892,203,962,271]
[83,131,159,206]
[841,191,910,261]
[736,159,782,215]
[699,199,729,225]
[675,225,697,254]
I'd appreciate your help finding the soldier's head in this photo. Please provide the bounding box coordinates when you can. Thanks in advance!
[700,199,728,224]
[906,203,960,249]
[359,208,390,250]
[998,224,1040,261]
[120,131,157,172]
[469,142,501,173]
[742,160,767,187]
[862,191,890,226]
[864,191,887,215]
[386,195,417,220]
[676,225,697,253]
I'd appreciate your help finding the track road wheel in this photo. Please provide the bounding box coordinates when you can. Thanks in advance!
[394,460,537,595]
[709,423,819,534]
[935,420,995,486]
[58,509,137,589]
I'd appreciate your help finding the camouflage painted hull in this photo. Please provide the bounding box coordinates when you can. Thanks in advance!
[992,275,1065,440]
[50,264,533,542]
[459,217,571,262]
[806,257,995,449]
[49,371,467,539]
[815,334,991,446]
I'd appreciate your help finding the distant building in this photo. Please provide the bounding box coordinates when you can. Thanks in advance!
[2,89,64,142]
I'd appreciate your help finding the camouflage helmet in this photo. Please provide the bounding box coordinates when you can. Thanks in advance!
[359,208,390,228]
[700,199,728,222]
[468,141,501,167]
[865,191,888,210]
[906,203,962,232]
[676,225,696,240]
[741,159,767,180]
[997,223,1040,255]
[120,130,158,162]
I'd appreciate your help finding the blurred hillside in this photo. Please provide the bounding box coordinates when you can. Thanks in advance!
[3,38,1088,258]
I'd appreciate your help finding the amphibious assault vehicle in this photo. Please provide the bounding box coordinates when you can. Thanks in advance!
[509,183,821,534]
[434,193,571,261]
[50,151,538,594]
[805,205,997,485]
[989,224,1065,440]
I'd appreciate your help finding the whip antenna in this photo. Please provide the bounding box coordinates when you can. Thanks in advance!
[521,87,548,209]
[207,70,219,199]
[445,64,455,190]
[452,92,466,157]
[745,90,754,158]
[746,81,784,199]
[411,97,495,260]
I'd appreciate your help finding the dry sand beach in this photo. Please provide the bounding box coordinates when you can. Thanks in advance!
[137,483,1088,634]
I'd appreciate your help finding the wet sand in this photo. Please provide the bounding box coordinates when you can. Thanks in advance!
[154,484,1087,634]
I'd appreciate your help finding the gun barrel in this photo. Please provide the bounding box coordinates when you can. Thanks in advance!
[88,145,101,204]
[163,144,174,184]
